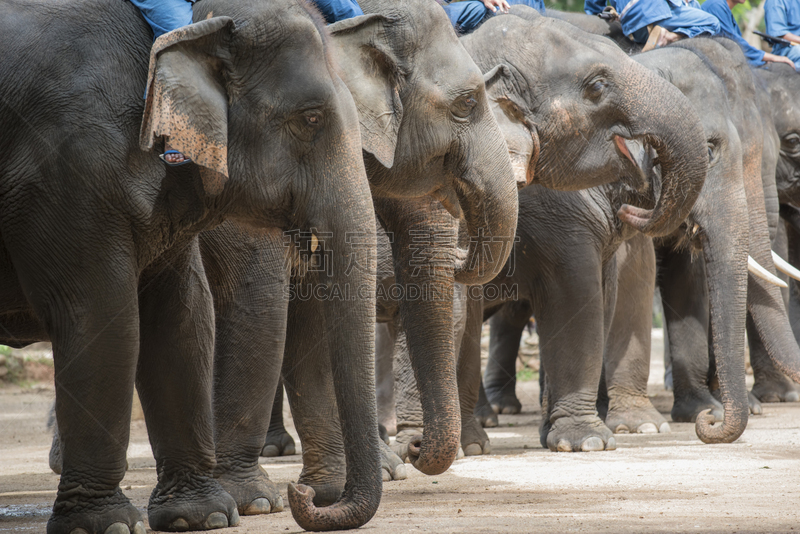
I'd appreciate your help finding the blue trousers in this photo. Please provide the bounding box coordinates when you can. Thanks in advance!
[443,0,544,35]
[773,44,800,72]
[629,1,720,44]
[131,0,363,40]
[313,0,364,23]
[129,0,194,40]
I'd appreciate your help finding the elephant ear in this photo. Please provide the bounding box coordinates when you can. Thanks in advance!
[139,17,235,195]
[329,14,404,169]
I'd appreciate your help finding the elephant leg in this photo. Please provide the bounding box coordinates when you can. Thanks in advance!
[748,221,799,403]
[10,229,144,534]
[375,322,397,436]
[283,297,346,508]
[602,235,669,434]
[483,303,530,415]
[136,240,239,532]
[459,294,491,456]
[390,320,425,460]
[203,227,288,516]
[261,379,297,457]
[657,246,723,423]
[537,248,615,453]
[474,379,498,428]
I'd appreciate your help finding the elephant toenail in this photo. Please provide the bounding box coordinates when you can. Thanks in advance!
[659,422,672,433]
[500,406,516,415]
[205,511,228,529]
[463,443,483,456]
[243,498,271,515]
[104,523,130,534]
[382,469,392,482]
[230,509,241,526]
[637,423,658,434]
[786,391,799,402]
[581,437,604,451]
[132,522,147,534]
[606,437,617,450]
[483,442,492,454]
[70,529,90,534]
[456,447,465,459]
[393,464,407,480]
[272,496,284,513]
[556,439,572,452]
[169,518,190,531]
[615,424,630,434]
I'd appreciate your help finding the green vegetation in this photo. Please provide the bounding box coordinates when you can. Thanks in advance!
[0,345,11,356]
[516,367,539,382]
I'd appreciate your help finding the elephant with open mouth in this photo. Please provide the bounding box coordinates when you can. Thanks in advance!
[372,6,711,458]
[0,0,381,532]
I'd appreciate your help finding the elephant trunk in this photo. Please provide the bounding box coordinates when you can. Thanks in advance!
[693,197,750,443]
[288,144,382,531]
[452,111,519,286]
[617,68,708,238]
[382,198,463,476]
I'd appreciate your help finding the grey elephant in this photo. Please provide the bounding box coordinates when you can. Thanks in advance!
[0,1,381,533]
[472,36,800,457]
[663,61,800,420]
[365,6,711,460]
[200,0,519,522]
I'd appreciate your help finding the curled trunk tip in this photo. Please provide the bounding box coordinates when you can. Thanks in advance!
[694,406,747,444]
[288,482,380,532]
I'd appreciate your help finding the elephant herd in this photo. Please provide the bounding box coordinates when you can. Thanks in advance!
[2,1,800,533]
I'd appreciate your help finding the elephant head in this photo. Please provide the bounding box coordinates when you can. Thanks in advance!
[329,0,518,287]
[759,65,800,206]
[324,0,520,477]
[461,8,708,238]
[141,2,382,530]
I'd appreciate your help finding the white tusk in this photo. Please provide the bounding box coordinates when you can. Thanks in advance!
[748,255,788,288]
[772,250,800,282]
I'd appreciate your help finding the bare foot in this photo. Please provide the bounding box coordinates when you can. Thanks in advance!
[162,144,188,165]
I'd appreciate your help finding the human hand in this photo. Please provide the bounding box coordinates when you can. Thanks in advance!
[483,0,510,13]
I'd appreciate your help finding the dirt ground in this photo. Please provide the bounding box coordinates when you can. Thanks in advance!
[2,332,800,533]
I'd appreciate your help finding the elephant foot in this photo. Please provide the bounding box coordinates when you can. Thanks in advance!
[215,465,284,516]
[379,424,391,446]
[261,427,296,458]
[391,427,423,463]
[461,416,491,456]
[750,374,800,404]
[379,440,407,481]
[671,392,723,423]
[147,473,239,531]
[47,486,144,534]
[748,391,763,415]
[543,414,616,452]
[473,397,499,428]
[605,395,670,434]
[485,387,522,415]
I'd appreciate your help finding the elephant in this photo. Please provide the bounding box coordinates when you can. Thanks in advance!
[364,6,711,459]
[199,0,519,520]
[0,0,381,532]
[652,48,800,425]
[477,37,800,454]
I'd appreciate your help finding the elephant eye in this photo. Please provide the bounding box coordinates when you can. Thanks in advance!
[584,77,608,102]
[782,133,800,155]
[305,111,323,126]
[707,140,720,166]
[452,93,478,120]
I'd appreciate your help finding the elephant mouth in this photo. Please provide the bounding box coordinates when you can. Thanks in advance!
[613,134,659,193]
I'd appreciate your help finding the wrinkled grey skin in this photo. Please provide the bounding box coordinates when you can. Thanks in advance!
[458,36,791,452]
[1,1,377,533]
[652,42,800,429]
[203,0,518,520]
[376,7,710,457]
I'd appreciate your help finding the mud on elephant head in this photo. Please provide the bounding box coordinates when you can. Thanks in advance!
[461,7,708,238]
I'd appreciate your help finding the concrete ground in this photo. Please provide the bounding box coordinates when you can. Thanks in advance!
[2,332,799,533]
